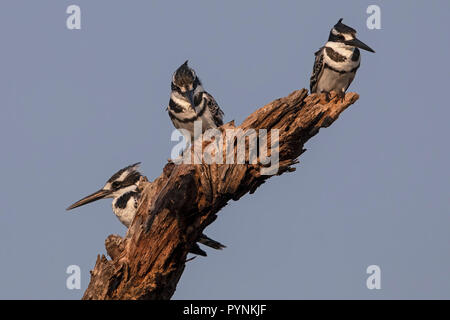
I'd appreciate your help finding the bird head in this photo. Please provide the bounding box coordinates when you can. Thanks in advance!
[171,60,202,108]
[66,162,142,211]
[328,18,375,53]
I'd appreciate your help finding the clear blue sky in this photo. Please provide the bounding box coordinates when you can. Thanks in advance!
[0,1,449,299]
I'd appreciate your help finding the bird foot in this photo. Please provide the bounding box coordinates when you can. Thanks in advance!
[318,91,331,103]
[320,91,345,103]
[336,90,345,102]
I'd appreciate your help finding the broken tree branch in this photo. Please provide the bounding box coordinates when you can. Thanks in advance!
[82,89,359,300]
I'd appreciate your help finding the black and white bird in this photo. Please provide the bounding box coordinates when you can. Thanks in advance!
[66,162,225,256]
[310,18,375,99]
[167,61,224,146]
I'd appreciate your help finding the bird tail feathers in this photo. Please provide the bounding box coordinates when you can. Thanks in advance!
[198,234,226,250]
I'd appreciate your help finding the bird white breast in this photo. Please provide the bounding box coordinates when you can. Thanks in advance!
[112,197,136,227]
[169,93,197,119]
[169,90,218,135]
[316,67,356,94]
[170,106,217,138]
[111,185,138,227]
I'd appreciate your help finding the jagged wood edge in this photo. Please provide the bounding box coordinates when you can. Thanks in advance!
[82,89,359,300]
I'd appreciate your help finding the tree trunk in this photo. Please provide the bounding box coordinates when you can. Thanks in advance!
[82,89,359,300]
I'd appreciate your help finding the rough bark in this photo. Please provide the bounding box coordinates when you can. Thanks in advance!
[82,89,359,300]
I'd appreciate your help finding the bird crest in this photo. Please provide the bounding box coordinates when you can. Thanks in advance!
[173,60,197,88]
[333,18,357,36]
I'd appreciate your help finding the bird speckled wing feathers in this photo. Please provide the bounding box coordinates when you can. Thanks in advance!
[203,91,224,127]
[310,47,325,94]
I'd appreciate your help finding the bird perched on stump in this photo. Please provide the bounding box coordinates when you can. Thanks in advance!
[310,18,375,100]
[167,60,224,148]
[66,162,225,256]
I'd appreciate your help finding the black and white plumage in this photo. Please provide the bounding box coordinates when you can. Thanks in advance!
[310,18,375,98]
[167,61,224,144]
[67,162,225,256]
[67,162,142,227]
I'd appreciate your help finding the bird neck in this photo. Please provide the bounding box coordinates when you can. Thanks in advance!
[325,41,355,58]
[170,91,191,108]
[111,188,140,227]
[170,86,205,110]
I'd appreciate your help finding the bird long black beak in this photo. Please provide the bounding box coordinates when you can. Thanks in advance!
[185,90,195,110]
[66,189,111,210]
[345,38,375,53]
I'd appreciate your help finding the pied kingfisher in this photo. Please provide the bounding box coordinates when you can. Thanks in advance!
[167,60,224,146]
[310,18,375,99]
[66,162,225,256]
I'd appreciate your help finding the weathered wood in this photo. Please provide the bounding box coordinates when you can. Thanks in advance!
[82,89,359,300]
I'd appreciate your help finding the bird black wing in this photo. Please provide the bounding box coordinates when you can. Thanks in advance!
[310,47,325,94]
[203,91,224,127]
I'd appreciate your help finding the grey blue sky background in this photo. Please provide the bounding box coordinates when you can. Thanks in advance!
[0,1,449,299]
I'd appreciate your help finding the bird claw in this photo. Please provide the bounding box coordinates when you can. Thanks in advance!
[319,91,331,103]
[321,91,345,103]
[336,90,345,102]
